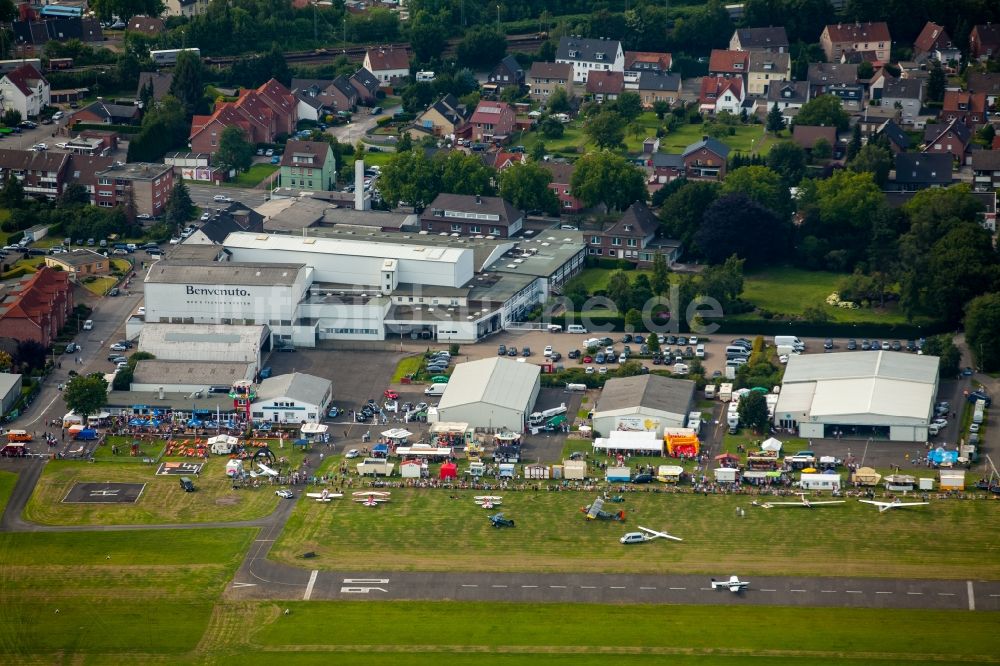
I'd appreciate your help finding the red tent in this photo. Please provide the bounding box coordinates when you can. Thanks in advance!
[439,461,457,480]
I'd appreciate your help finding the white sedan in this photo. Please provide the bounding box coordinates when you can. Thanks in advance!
[345,449,360,459]
[543,345,553,357]
[275,489,294,499]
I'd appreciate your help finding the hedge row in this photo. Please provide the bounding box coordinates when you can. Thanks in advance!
[71,122,141,135]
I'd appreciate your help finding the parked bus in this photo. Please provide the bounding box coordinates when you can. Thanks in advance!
[149,48,201,66]
[48,57,74,71]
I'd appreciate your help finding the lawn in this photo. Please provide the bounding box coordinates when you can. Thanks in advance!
[81,275,118,296]
[269,488,1000,579]
[227,164,279,188]
[0,469,16,516]
[391,354,425,382]
[573,267,654,293]
[659,121,769,155]
[23,457,284,525]
[243,602,999,665]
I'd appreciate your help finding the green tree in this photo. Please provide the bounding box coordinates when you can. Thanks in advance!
[652,100,670,120]
[646,332,660,354]
[396,132,412,152]
[378,149,440,212]
[847,123,862,161]
[696,194,788,266]
[584,111,626,150]
[793,94,850,131]
[797,170,885,271]
[922,335,960,377]
[651,252,669,296]
[965,293,1000,372]
[699,254,745,307]
[624,308,643,331]
[456,26,507,69]
[57,183,90,207]
[499,162,558,215]
[606,270,632,308]
[90,0,163,24]
[614,92,643,123]
[812,137,833,159]
[63,373,108,420]
[168,49,205,117]
[766,141,807,187]
[539,115,565,139]
[570,151,646,211]
[927,61,945,103]
[2,108,21,127]
[849,143,892,187]
[857,60,874,79]
[737,391,770,434]
[215,126,254,173]
[164,178,195,230]
[547,87,571,114]
[658,181,720,257]
[975,123,996,147]
[436,151,495,196]
[766,103,785,133]
[0,174,25,209]
[409,10,447,63]
[721,165,791,219]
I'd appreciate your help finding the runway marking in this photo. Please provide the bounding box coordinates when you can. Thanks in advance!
[907,592,923,595]
[820,590,837,593]
[610,586,626,589]
[760,589,776,592]
[699,587,713,591]
[790,589,807,593]
[461,584,478,588]
[875,591,892,595]
[521,585,538,589]
[232,582,257,589]
[989,594,1000,598]
[967,581,975,611]
[669,587,686,590]
[254,539,276,542]
[491,585,508,588]
[845,590,863,594]
[303,570,318,601]
[550,585,566,589]
[580,586,597,589]
[938,593,956,596]
[640,586,656,590]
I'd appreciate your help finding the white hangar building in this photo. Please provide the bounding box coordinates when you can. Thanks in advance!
[251,372,332,424]
[774,351,940,442]
[592,374,696,437]
[436,357,541,432]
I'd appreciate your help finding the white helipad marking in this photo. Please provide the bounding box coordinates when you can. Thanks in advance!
[790,589,807,593]
[820,590,837,593]
[669,587,686,590]
[303,570,318,601]
[845,590,863,594]
[967,581,975,611]
[875,591,892,595]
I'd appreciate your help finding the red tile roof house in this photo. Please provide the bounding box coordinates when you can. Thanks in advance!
[362,47,410,85]
[189,79,296,153]
[469,101,515,143]
[542,161,584,213]
[0,267,73,347]
[922,119,972,164]
[707,49,750,78]
[586,71,624,102]
[970,23,1000,61]
[939,90,988,129]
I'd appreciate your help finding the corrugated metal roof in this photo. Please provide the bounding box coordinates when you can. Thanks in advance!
[438,357,539,411]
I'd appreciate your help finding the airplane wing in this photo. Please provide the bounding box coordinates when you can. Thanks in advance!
[807,500,846,505]
[586,497,604,520]
[764,501,807,506]
[638,526,683,542]
[891,502,929,507]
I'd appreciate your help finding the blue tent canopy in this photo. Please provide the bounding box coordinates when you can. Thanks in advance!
[187,419,203,428]
[293,438,309,447]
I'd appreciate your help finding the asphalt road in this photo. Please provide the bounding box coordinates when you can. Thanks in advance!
[187,183,270,210]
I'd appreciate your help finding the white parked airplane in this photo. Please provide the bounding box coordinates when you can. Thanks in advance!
[620,526,683,544]
[474,495,502,509]
[256,462,279,478]
[306,489,344,503]
[859,498,929,513]
[711,575,750,592]
[753,492,845,509]
[353,491,391,507]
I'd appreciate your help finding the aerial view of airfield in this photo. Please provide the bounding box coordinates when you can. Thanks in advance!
[0,0,998,662]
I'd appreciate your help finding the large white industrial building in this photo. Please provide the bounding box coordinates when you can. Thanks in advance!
[592,375,696,438]
[140,228,585,346]
[774,351,940,442]
[436,357,541,431]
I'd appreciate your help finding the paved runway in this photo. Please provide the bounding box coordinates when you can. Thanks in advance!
[230,540,1000,611]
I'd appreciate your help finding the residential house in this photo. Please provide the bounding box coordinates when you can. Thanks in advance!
[807,62,859,98]
[966,72,1000,108]
[527,62,573,104]
[189,79,296,153]
[765,81,811,120]
[469,101,515,143]
[349,68,380,104]
[889,153,953,191]
[71,99,141,125]
[136,71,173,103]
[635,72,682,107]
[43,249,109,279]
[556,36,625,84]
[586,71,624,102]
[708,49,750,79]
[827,82,865,111]
[66,153,115,204]
[0,63,49,118]
[729,26,789,53]
[651,152,686,183]
[970,24,1000,61]
[407,94,471,140]
[624,51,672,72]
[820,22,892,63]
[922,119,971,163]
[747,52,790,96]
[913,21,960,64]
[294,90,325,122]
[880,77,924,125]
[542,161,583,213]
[127,16,165,35]
[0,149,69,199]
[792,125,838,155]
[93,162,174,216]
[292,76,359,117]
[419,194,523,238]
[278,140,336,192]
[0,267,73,347]
[939,90,988,128]
[584,201,680,266]
[185,202,264,244]
[875,119,910,153]
[363,48,409,85]
[655,137,733,181]
[971,150,1000,192]
[12,18,103,51]
[857,106,900,134]
[164,0,210,17]
[699,76,744,115]
[486,55,524,95]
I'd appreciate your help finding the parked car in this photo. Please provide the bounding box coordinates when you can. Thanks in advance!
[275,489,294,499]
[568,349,580,359]
[522,347,531,357]
[846,339,857,350]
[507,346,518,356]
[213,195,233,203]
[497,345,506,355]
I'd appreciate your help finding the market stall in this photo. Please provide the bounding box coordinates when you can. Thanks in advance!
[593,430,664,455]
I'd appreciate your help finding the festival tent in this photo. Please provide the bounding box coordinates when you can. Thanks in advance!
[715,452,740,463]
[760,437,783,453]
[439,461,457,480]
[851,467,881,485]
[400,459,422,479]
[593,430,664,454]
[656,465,684,482]
[372,443,389,457]
[74,428,98,440]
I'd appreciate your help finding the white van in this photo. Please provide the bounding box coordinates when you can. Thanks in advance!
[567,324,588,334]
[774,335,805,351]
[82,319,93,330]
[424,383,447,396]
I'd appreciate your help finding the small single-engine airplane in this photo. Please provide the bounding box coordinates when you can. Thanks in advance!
[619,526,683,544]
[353,491,391,507]
[488,512,515,528]
[711,575,750,593]
[306,489,344,503]
[582,497,626,521]
[249,462,279,479]
[474,495,503,509]
[859,498,930,513]
[753,492,845,509]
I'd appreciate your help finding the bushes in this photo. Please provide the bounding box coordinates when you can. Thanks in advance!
[1,266,36,280]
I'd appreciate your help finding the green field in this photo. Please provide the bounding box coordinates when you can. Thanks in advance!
[658,121,769,155]
[391,354,425,382]
[23,457,283,525]
[573,267,655,293]
[227,164,279,188]
[0,470,16,516]
[269,488,1000,579]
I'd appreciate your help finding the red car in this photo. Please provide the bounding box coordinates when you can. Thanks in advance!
[583,356,593,364]
[384,389,399,400]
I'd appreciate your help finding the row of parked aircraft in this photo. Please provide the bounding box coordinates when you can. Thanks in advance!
[751,492,929,512]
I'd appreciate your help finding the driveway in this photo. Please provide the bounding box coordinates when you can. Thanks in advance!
[325,105,401,145]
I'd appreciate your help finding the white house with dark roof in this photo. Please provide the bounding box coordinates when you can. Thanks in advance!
[0,63,49,118]
[729,26,789,53]
[556,36,624,83]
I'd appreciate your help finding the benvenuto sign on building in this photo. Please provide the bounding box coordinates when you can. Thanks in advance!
[186,286,251,296]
